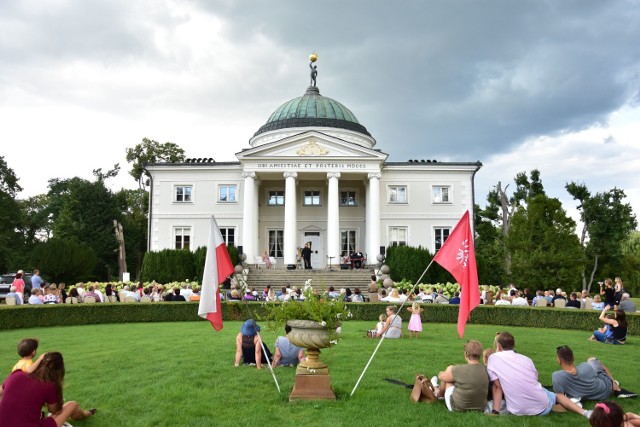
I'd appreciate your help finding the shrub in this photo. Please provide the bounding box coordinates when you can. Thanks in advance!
[30,238,97,283]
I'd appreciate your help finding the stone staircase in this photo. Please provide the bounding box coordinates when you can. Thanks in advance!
[244,268,373,295]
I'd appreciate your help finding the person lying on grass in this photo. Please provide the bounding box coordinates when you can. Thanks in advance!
[0,352,96,427]
[552,345,637,400]
[487,331,593,418]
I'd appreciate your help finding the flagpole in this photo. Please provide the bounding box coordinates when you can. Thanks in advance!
[350,258,436,397]
[256,331,281,393]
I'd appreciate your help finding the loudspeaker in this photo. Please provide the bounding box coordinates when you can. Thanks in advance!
[287,264,297,270]
[237,246,243,255]
[380,246,385,255]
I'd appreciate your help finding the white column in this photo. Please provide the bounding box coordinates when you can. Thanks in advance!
[367,172,381,263]
[242,172,256,261]
[253,179,260,257]
[283,172,298,266]
[327,172,341,263]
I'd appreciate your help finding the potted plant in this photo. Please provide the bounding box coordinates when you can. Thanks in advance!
[262,280,351,400]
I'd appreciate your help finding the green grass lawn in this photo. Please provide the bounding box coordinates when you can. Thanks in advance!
[0,321,638,427]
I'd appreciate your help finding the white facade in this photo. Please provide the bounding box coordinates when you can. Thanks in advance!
[146,90,481,268]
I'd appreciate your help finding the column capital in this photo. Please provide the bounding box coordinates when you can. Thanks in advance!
[327,172,341,179]
[242,171,256,179]
[283,172,298,179]
[367,172,382,180]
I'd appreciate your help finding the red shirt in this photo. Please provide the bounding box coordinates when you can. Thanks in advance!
[0,370,59,427]
[12,278,24,293]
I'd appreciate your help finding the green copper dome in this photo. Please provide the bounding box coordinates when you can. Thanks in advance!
[254,86,371,137]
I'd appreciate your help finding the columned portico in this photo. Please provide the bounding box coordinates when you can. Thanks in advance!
[283,172,298,266]
[327,172,341,263]
[242,172,257,260]
[366,172,381,262]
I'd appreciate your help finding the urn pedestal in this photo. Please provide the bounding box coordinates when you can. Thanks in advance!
[287,320,336,401]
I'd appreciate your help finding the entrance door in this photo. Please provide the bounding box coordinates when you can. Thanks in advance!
[304,233,324,269]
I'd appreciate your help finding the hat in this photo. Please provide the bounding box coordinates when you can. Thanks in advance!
[240,319,260,336]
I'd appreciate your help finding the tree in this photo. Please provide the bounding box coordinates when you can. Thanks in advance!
[566,183,637,291]
[47,177,121,280]
[506,194,584,289]
[126,138,186,189]
[30,238,97,283]
[0,156,23,272]
[477,169,545,279]
[114,188,148,279]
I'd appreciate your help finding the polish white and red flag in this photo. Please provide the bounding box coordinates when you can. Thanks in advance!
[198,216,235,331]
[433,210,480,338]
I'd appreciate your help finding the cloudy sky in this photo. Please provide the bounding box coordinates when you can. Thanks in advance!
[2,0,639,224]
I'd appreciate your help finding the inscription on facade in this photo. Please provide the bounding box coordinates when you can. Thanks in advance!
[255,162,367,170]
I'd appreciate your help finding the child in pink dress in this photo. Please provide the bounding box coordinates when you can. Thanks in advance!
[407,302,424,338]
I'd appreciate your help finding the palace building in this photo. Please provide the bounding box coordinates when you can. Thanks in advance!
[145,61,481,269]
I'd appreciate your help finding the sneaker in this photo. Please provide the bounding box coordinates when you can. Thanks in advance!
[431,376,439,388]
[583,410,593,419]
[615,388,638,399]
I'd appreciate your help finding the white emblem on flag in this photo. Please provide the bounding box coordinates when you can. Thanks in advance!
[457,239,469,268]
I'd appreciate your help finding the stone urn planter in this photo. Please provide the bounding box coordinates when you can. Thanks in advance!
[287,320,336,401]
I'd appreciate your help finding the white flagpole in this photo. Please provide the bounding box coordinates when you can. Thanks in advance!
[350,258,436,397]
[256,331,281,393]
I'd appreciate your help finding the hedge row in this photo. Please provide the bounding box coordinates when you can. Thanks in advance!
[0,303,637,335]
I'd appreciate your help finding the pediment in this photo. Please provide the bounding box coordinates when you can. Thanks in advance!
[237,131,387,161]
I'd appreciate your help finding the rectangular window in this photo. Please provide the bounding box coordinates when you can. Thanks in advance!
[432,186,451,204]
[175,227,191,250]
[304,190,321,206]
[175,186,193,203]
[267,190,285,206]
[434,227,451,251]
[219,185,237,203]
[220,228,235,246]
[388,186,407,204]
[341,230,357,256]
[268,230,284,257]
[340,191,357,206]
[389,226,407,247]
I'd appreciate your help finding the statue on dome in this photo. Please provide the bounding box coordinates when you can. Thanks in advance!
[309,52,318,87]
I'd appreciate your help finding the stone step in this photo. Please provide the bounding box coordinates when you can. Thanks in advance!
[244,268,373,293]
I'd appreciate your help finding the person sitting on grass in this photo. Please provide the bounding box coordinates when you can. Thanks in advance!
[588,401,640,427]
[589,306,627,345]
[0,352,97,426]
[379,306,402,339]
[368,313,387,338]
[552,345,637,401]
[273,325,305,367]
[428,339,489,412]
[487,331,593,418]
[12,338,46,373]
[235,319,272,369]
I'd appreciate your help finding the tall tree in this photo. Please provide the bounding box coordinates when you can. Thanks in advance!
[566,183,637,291]
[126,138,186,189]
[477,169,545,279]
[506,194,584,289]
[0,156,23,272]
[47,177,121,280]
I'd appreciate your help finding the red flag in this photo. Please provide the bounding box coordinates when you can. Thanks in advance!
[198,216,235,331]
[433,210,479,338]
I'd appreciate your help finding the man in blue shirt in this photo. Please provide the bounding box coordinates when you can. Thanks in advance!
[31,269,44,290]
[449,291,461,304]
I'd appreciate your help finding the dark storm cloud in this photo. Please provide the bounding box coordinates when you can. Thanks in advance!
[196,0,640,161]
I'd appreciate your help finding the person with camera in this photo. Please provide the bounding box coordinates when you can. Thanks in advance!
[599,279,616,307]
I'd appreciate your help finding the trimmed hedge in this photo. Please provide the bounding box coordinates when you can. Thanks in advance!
[1,303,638,335]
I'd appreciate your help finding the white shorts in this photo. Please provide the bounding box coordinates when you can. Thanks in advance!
[444,385,456,411]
